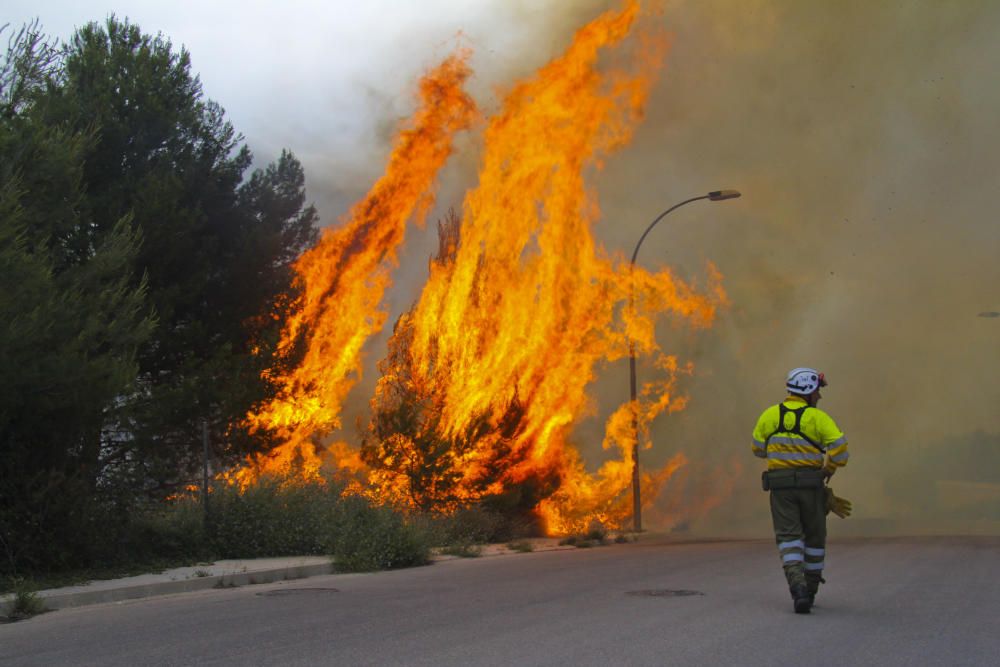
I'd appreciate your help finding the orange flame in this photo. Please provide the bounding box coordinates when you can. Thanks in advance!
[233,51,476,487]
[236,1,730,533]
[362,1,725,532]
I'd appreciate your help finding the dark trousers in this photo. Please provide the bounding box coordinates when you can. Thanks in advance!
[770,486,827,593]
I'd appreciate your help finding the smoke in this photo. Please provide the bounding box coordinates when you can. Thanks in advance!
[592,0,1000,536]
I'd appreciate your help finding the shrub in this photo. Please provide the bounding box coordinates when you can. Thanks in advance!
[122,500,206,563]
[439,542,482,558]
[585,520,608,542]
[506,540,534,553]
[440,507,506,544]
[207,476,341,558]
[4,578,46,621]
[430,505,540,548]
[332,496,431,572]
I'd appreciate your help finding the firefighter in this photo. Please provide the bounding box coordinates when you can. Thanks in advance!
[751,367,849,614]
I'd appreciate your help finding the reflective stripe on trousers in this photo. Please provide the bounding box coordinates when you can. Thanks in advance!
[804,546,825,572]
[778,539,805,564]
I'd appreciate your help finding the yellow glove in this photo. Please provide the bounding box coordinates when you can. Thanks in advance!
[824,487,852,519]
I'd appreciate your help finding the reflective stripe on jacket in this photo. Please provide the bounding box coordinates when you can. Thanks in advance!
[751,397,849,470]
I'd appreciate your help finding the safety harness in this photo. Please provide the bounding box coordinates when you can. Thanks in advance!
[761,404,827,491]
[764,404,824,452]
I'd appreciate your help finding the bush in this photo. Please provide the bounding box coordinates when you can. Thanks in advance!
[207,476,342,558]
[3,578,46,621]
[585,520,608,542]
[557,521,610,549]
[506,540,534,553]
[439,542,482,558]
[430,506,540,547]
[122,500,206,563]
[441,507,506,544]
[332,496,431,572]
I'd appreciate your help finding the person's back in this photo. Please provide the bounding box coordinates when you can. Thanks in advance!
[751,367,849,613]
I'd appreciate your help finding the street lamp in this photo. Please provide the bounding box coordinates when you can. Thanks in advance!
[628,189,741,532]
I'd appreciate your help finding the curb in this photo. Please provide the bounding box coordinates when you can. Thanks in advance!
[1,537,607,617]
[1,560,333,616]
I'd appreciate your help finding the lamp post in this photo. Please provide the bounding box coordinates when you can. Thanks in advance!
[629,189,741,532]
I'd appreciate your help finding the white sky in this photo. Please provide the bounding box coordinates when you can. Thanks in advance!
[5,0,585,217]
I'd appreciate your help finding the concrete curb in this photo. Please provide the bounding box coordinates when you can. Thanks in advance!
[45,561,334,611]
[0,537,602,617]
[1,558,333,616]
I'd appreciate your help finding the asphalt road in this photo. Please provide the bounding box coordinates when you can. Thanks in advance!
[2,536,997,666]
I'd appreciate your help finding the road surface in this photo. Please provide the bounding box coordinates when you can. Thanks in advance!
[2,536,997,666]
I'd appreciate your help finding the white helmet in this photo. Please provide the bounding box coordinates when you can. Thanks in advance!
[786,367,827,395]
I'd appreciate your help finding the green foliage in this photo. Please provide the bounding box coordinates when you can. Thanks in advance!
[3,578,46,621]
[121,500,206,563]
[436,506,538,545]
[438,507,507,544]
[1,22,155,575]
[206,477,341,558]
[0,17,319,577]
[506,540,534,553]
[558,523,609,549]
[439,542,482,558]
[33,16,319,491]
[0,20,59,118]
[585,519,608,542]
[333,496,431,572]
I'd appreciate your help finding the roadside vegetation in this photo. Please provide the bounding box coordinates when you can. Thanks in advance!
[1,578,46,622]
[557,520,631,548]
[0,473,541,593]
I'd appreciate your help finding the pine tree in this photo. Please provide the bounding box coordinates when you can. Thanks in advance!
[0,21,154,571]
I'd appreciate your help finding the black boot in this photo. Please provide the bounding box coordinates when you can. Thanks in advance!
[806,575,825,607]
[791,583,812,614]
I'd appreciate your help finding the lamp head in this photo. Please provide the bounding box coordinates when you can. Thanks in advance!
[708,189,741,201]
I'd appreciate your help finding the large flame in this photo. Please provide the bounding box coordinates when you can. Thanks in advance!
[234,51,476,486]
[238,1,728,534]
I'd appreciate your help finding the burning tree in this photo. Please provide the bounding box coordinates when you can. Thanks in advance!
[363,212,560,522]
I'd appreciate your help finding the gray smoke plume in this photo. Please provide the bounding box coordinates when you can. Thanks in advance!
[598,0,1000,536]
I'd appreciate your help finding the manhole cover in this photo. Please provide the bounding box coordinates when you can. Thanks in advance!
[625,589,704,597]
[256,588,340,597]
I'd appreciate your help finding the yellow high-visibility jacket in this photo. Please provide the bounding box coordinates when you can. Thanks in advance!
[751,396,849,470]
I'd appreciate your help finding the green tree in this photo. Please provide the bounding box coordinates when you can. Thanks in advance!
[0,21,154,572]
[34,17,318,495]
[1,16,319,574]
